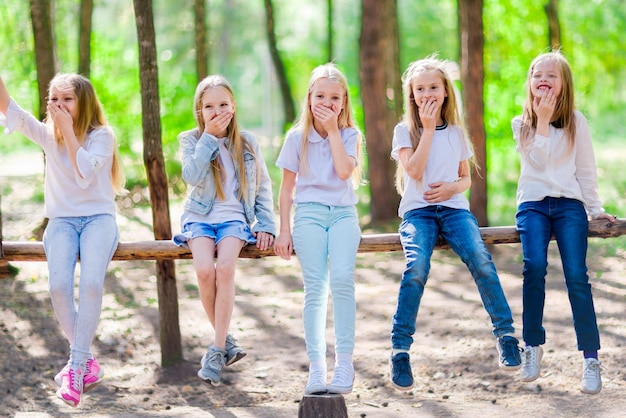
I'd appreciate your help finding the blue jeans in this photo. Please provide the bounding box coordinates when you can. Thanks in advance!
[391,206,515,351]
[516,197,600,350]
[292,203,361,362]
[43,214,119,364]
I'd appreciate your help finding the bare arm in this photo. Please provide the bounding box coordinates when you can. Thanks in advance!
[0,76,11,114]
[274,169,297,260]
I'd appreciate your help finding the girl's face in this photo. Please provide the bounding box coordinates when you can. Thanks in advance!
[309,78,345,117]
[411,70,447,113]
[530,59,562,99]
[48,86,78,122]
[201,86,235,128]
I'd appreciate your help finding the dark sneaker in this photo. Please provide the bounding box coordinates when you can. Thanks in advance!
[497,336,522,370]
[225,334,247,366]
[390,352,414,391]
[198,347,227,386]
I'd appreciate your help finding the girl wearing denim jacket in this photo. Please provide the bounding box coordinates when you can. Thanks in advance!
[0,74,125,407]
[173,75,276,386]
[275,63,363,395]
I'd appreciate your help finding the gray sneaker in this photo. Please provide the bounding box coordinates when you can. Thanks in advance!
[198,347,226,386]
[520,345,543,382]
[581,358,602,394]
[225,334,247,366]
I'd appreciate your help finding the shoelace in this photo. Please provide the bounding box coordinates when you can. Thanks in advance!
[523,348,537,365]
[583,361,600,378]
[394,355,411,374]
[207,350,224,368]
[309,369,326,381]
[68,368,82,391]
[331,364,354,385]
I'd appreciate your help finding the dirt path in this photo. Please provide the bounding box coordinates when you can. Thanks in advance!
[1,163,625,417]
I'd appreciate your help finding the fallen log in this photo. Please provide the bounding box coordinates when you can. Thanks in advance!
[1,218,624,262]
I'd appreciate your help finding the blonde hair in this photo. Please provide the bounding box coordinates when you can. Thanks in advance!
[519,51,576,153]
[193,75,258,202]
[46,73,125,194]
[395,57,470,193]
[288,63,363,187]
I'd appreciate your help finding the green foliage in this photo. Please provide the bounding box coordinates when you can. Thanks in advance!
[1,0,624,230]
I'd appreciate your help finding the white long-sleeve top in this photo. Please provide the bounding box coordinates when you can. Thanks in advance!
[2,98,117,219]
[512,110,604,218]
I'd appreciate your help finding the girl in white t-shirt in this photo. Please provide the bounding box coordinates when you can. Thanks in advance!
[275,63,362,395]
[389,57,521,391]
[0,73,124,407]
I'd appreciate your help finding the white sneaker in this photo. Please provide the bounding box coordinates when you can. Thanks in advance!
[304,369,327,395]
[520,345,543,382]
[327,363,354,394]
[581,358,602,394]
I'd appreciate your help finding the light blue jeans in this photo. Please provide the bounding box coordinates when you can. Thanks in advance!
[43,214,118,365]
[391,206,515,351]
[292,203,361,362]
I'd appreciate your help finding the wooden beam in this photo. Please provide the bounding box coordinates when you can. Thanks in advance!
[1,219,624,262]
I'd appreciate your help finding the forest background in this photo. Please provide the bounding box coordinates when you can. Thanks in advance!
[1,0,625,230]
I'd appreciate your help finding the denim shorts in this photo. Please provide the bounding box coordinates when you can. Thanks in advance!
[172,220,255,249]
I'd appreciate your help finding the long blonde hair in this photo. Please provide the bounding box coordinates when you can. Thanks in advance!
[519,51,576,153]
[395,57,469,193]
[288,63,363,187]
[46,73,125,194]
[193,75,258,202]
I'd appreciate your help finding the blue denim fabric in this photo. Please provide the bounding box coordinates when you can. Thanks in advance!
[516,197,600,350]
[292,203,361,362]
[172,220,256,249]
[43,214,119,362]
[391,206,515,351]
[178,129,276,235]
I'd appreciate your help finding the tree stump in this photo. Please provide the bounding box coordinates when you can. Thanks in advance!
[298,393,348,418]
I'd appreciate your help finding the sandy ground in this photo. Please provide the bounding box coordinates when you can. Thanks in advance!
[1,153,625,417]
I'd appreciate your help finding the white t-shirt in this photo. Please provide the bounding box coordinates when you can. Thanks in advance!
[391,122,472,217]
[276,126,359,206]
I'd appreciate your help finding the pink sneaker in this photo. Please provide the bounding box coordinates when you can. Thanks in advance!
[55,358,104,392]
[83,357,104,392]
[56,367,84,407]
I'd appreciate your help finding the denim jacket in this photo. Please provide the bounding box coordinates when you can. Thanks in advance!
[179,128,276,235]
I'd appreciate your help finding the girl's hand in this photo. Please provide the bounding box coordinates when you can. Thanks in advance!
[424,181,457,203]
[532,89,557,123]
[274,232,293,260]
[204,111,233,137]
[597,213,617,223]
[46,102,74,135]
[312,103,340,134]
[253,231,274,251]
[418,98,438,130]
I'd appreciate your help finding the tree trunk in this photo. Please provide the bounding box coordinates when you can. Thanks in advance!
[263,0,295,131]
[78,0,93,77]
[545,0,561,51]
[458,0,488,226]
[194,0,208,80]
[133,0,183,367]
[29,0,56,121]
[298,394,348,418]
[359,0,401,224]
[0,193,9,279]
[327,0,333,62]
